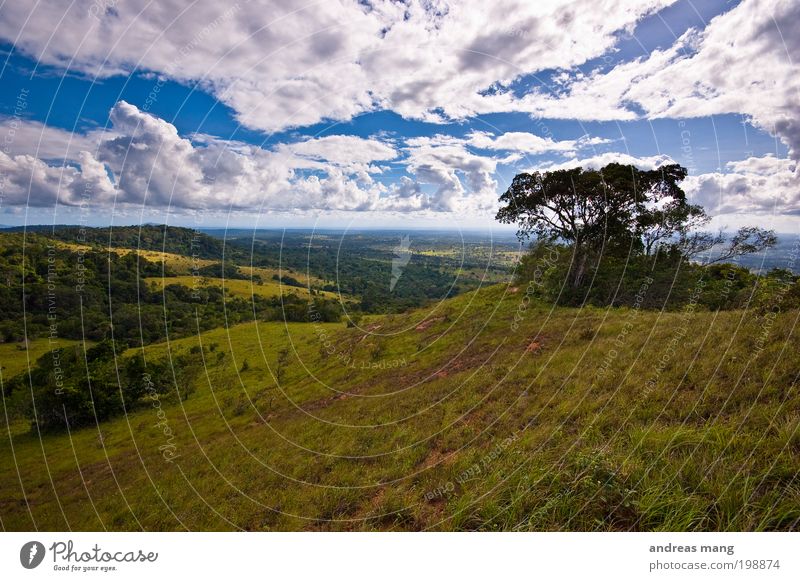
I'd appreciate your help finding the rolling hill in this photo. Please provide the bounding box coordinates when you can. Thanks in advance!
[1,283,798,531]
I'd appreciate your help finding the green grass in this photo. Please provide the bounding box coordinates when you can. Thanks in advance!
[0,338,88,382]
[54,242,218,275]
[1,284,798,531]
[144,276,337,299]
[239,266,330,289]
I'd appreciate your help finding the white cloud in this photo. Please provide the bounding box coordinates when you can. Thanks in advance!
[0,102,400,211]
[0,149,116,207]
[0,116,107,161]
[627,0,800,161]
[2,0,797,222]
[0,0,677,132]
[0,102,509,213]
[4,104,796,221]
[401,136,499,212]
[524,152,800,218]
[684,155,800,215]
[535,152,676,172]
[531,0,800,161]
[467,131,578,154]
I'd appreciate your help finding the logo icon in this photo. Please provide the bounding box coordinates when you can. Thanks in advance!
[20,541,46,569]
[390,235,412,291]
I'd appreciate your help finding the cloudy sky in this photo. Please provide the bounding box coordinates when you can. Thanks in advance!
[0,0,797,230]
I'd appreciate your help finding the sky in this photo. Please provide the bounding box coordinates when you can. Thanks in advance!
[0,0,797,231]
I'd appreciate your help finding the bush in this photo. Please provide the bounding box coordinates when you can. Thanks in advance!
[6,340,202,432]
[513,242,793,312]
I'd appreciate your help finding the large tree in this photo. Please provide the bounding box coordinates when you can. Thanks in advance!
[496,163,692,286]
[496,162,776,287]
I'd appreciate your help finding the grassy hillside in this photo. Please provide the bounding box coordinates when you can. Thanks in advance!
[0,338,88,382]
[1,283,798,531]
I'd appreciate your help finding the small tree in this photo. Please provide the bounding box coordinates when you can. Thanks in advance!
[680,226,778,265]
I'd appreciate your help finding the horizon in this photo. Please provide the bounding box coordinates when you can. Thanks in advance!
[4,223,800,238]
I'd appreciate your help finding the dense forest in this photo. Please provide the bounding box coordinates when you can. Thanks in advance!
[223,230,515,312]
[0,229,344,430]
[9,224,225,259]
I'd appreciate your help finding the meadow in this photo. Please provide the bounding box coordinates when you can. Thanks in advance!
[144,275,337,300]
[0,338,87,383]
[2,283,797,531]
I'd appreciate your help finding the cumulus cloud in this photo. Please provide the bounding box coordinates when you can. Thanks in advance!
[0,102,397,210]
[2,0,797,220]
[683,155,800,215]
[522,152,799,218]
[627,0,800,161]
[529,0,800,161]
[96,102,402,210]
[0,117,103,161]
[0,149,115,206]
[534,152,676,172]
[0,0,677,132]
[401,135,500,211]
[467,131,579,154]
[0,102,509,213]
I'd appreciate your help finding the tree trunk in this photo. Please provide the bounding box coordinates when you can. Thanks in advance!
[571,247,587,288]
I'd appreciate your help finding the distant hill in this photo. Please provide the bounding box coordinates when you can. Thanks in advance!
[1,224,224,259]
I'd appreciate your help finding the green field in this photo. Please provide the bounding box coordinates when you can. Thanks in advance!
[145,275,337,299]
[239,266,330,289]
[54,242,218,275]
[0,338,88,383]
[1,284,798,531]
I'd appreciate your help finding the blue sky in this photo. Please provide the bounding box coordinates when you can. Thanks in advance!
[0,0,796,229]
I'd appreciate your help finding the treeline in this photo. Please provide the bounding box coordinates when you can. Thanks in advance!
[9,224,225,259]
[498,163,798,311]
[7,225,486,314]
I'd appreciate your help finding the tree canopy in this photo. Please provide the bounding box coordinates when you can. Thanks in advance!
[496,163,776,289]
